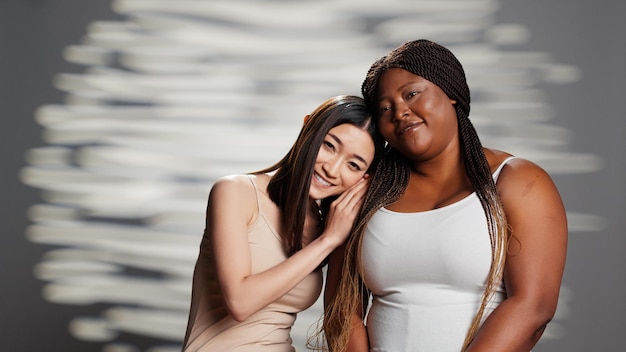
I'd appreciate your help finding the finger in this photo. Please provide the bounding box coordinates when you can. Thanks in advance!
[331,177,367,205]
[333,178,370,212]
[332,180,366,208]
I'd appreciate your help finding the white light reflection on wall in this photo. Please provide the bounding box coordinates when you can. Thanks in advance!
[20,0,602,351]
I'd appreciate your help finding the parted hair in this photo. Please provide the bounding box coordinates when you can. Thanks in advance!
[323,40,509,351]
[255,95,384,257]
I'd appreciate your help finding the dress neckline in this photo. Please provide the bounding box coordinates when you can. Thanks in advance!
[380,156,516,215]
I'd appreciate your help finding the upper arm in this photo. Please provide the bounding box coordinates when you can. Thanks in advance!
[497,159,568,313]
[207,176,257,300]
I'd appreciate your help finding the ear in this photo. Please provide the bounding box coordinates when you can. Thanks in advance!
[450,99,457,105]
[303,114,311,124]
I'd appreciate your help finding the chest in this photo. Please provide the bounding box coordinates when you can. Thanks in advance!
[247,211,323,312]
[361,194,494,294]
[387,171,474,213]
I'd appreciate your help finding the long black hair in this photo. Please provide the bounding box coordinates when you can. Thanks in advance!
[255,95,385,256]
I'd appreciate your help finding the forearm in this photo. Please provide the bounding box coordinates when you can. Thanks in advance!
[345,314,369,352]
[325,312,369,352]
[466,296,555,351]
[222,233,339,321]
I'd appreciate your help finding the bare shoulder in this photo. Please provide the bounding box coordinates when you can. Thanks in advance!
[497,157,553,188]
[211,174,254,195]
[483,148,513,173]
[483,148,547,181]
[209,174,259,214]
[207,174,257,227]
[483,147,560,201]
[494,155,564,217]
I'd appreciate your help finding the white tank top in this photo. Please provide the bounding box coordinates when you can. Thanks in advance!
[361,157,515,352]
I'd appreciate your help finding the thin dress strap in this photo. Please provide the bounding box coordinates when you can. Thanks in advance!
[493,156,517,181]
[246,174,263,216]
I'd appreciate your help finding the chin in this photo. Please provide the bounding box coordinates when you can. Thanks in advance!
[311,189,340,200]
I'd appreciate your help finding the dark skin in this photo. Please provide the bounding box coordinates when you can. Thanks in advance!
[324,68,567,351]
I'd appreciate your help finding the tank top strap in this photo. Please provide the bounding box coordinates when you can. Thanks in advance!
[246,174,283,242]
[246,174,263,214]
[492,156,517,181]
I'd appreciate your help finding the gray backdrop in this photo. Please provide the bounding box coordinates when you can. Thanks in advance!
[1,0,624,351]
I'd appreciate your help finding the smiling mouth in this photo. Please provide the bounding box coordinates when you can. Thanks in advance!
[314,172,333,187]
[397,121,423,136]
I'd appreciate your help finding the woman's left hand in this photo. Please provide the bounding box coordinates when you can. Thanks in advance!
[321,175,370,247]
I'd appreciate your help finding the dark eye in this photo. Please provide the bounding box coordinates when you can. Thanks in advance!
[323,140,335,151]
[379,105,391,114]
[407,91,418,99]
[348,161,362,171]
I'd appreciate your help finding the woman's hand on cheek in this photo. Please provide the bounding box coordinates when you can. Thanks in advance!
[322,176,370,248]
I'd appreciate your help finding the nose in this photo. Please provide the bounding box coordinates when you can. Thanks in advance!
[322,156,341,179]
[393,101,410,122]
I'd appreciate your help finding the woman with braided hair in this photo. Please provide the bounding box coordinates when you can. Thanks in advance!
[182,95,385,351]
[322,40,568,351]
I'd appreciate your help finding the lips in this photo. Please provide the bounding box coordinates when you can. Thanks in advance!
[397,121,423,136]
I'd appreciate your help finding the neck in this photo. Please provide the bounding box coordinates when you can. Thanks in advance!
[409,147,464,180]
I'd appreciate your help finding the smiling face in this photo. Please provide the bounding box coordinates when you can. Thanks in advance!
[309,123,375,200]
[376,68,459,162]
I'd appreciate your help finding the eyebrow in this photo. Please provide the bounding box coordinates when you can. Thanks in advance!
[327,132,370,166]
[377,79,426,102]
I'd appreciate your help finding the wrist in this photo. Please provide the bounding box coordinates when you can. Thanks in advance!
[317,231,343,251]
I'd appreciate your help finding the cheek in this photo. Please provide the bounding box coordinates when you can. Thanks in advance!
[378,120,395,140]
[438,105,459,132]
[431,94,457,122]
[379,125,400,150]
[315,147,329,163]
[341,171,365,189]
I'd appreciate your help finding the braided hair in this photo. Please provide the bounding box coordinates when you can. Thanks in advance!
[323,40,509,351]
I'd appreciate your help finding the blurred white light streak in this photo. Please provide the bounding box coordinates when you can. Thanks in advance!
[485,23,531,45]
[39,248,195,279]
[34,260,122,281]
[343,0,499,16]
[69,317,119,341]
[105,307,188,340]
[27,223,196,255]
[114,0,350,28]
[567,212,608,232]
[63,45,116,66]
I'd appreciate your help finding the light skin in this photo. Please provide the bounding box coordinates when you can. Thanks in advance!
[325,68,567,351]
[210,123,375,322]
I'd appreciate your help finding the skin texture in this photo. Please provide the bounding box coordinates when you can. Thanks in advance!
[210,123,375,322]
[325,68,567,351]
